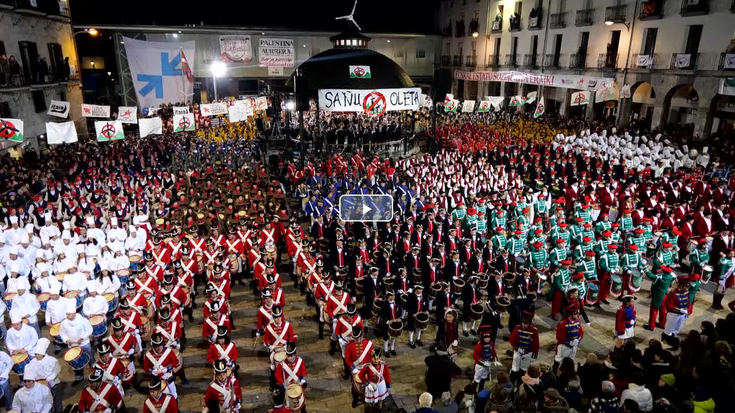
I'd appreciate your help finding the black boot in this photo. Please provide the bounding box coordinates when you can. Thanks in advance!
[318,322,324,340]
[178,370,190,385]
[713,293,724,310]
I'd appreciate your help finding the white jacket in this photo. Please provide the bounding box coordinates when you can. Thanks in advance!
[620,383,653,412]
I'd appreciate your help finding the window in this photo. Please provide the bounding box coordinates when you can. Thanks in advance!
[515,1,523,15]
[558,0,566,12]
[685,25,703,55]
[48,43,63,80]
[511,37,519,65]
[494,38,501,56]
[0,41,5,56]
[18,41,39,84]
[553,34,563,66]
[416,49,426,58]
[643,28,658,55]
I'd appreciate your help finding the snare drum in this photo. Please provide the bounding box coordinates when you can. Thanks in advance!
[372,299,383,317]
[609,275,623,298]
[104,293,118,313]
[55,272,67,283]
[628,269,643,292]
[515,255,526,265]
[50,323,62,344]
[4,293,16,311]
[429,282,442,299]
[37,292,51,312]
[355,278,365,296]
[11,351,30,375]
[702,265,713,283]
[470,303,484,321]
[129,255,142,264]
[496,296,511,312]
[352,373,365,396]
[478,274,490,289]
[388,320,403,337]
[452,278,465,295]
[90,315,107,337]
[414,312,429,330]
[117,269,131,285]
[286,383,305,410]
[64,347,90,370]
[273,349,287,364]
[64,291,82,308]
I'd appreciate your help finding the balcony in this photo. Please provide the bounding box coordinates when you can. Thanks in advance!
[504,54,519,68]
[597,53,619,69]
[640,1,664,19]
[491,19,503,33]
[633,53,662,69]
[455,20,466,37]
[509,15,522,31]
[523,54,540,68]
[569,53,589,69]
[453,55,463,66]
[465,55,476,67]
[680,0,709,16]
[528,7,543,29]
[486,54,500,68]
[719,53,735,71]
[670,53,699,70]
[544,53,567,68]
[469,19,480,37]
[0,0,15,10]
[550,12,567,29]
[14,0,47,15]
[441,55,451,66]
[605,5,627,23]
[575,9,595,26]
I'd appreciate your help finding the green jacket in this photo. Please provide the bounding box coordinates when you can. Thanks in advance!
[691,398,715,413]
[689,248,709,269]
[647,271,675,308]
[719,257,735,277]
[599,252,620,272]
[550,267,571,296]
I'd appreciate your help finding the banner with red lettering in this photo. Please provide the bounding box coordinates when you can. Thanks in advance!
[453,70,614,91]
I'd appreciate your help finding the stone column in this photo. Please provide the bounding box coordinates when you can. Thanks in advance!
[694,97,712,138]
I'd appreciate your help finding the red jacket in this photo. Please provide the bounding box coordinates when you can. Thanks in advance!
[556,318,584,345]
[143,394,178,413]
[207,341,239,365]
[78,383,123,412]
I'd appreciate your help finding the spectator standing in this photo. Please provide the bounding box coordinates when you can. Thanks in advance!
[415,392,440,413]
[590,381,620,413]
[0,55,9,85]
[424,342,461,400]
[542,388,569,413]
[620,372,654,412]
[487,370,515,413]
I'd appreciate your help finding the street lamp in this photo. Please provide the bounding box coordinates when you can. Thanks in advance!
[472,31,479,38]
[210,61,226,101]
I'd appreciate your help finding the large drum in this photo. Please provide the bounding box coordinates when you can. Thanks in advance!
[37,292,51,312]
[11,351,29,375]
[140,316,152,341]
[388,320,403,337]
[702,265,713,283]
[4,293,16,311]
[628,269,643,292]
[90,315,108,337]
[400,293,409,307]
[372,299,383,317]
[355,278,365,296]
[352,373,365,397]
[64,291,82,308]
[104,293,118,313]
[609,275,623,298]
[382,276,395,291]
[503,272,516,288]
[470,303,484,321]
[116,269,131,285]
[478,274,490,289]
[50,323,62,344]
[64,347,90,370]
[585,282,600,305]
[412,270,423,285]
[55,272,67,283]
[496,296,511,312]
[429,282,442,299]
[286,383,305,411]
[414,312,430,330]
[452,278,465,295]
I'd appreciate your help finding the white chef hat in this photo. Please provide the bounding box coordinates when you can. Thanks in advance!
[129,225,136,233]
[36,262,47,273]
[86,280,97,294]
[675,150,684,158]
[703,147,708,154]
[61,230,71,240]
[9,216,18,224]
[66,300,77,313]
[10,311,22,324]
[86,216,94,225]
[0,232,5,243]
[111,217,118,226]
[50,284,61,295]
[36,338,50,355]
[25,224,34,234]
[9,246,19,255]
[17,277,30,291]
[44,213,52,221]
[19,233,29,244]
[62,221,71,230]
[22,371,35,382]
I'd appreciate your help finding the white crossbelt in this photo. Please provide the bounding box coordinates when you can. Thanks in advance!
[88,384,112,411]
[282,358,303,385]
[145,395,172,413]
[266,322,291,348]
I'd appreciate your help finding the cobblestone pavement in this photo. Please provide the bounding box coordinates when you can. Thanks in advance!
[30,268,732,413]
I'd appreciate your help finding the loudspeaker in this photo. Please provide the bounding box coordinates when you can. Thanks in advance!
[294,75,310,112]
[32,90,47,113]
[432,68,451,102]
[256,118,265,133]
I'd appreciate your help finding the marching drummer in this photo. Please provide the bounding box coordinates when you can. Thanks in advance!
[105,319,139,389]
[268,387,291,413]
[335,303,363,359]
[407,284,429,348]
[358,348,391,411]
[24,338,61,413]
[614,295,637,348]
[509,310,539,384]
[12,371,53,413]
[263,306,295,380]
[143,377,178,413]
[202,302,231,343]
[10,278,41,336]
[461,276,481,337]
[554,306,584,372]
[597,244,621,305]
[644,265,676,332]
[688,239,710,276]
[274,342,307,412]
[92,342,125,397]
[204,359,242,413]
[662,276,692,348]
[326,281,352,356]
[472,329,499,393]
[207,326,239,371]
[713,249,735,310]
[379,291,399,357]
[549,260,572,320]
[6,311,38,358]
[59,300,93,383]
[143,333,180,398]
[82,282,107,319]
[44,285,70,354]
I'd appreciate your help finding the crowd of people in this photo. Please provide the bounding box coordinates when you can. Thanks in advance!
[0,103,733,413]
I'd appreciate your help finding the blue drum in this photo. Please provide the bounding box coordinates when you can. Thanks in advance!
[117,269,131,286]
[38,292,51,312]
[11,352,30,375]
[104,293,119,313]
[89,315,108,337]
[64,347,90,370]
[64,291,83,308]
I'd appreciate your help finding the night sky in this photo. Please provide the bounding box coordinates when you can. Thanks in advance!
[69,0,442,34]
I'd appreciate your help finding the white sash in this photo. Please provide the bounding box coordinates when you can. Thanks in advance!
[266,322,290,348]
[135,278,155,296]
[108,334,132,356]
[216,343,235,361]
[145,395,172,413]
[328,294,349,315]
[88,384,112,411]
[146,348,172,375]
[263,229,275,244]
[120,314,139,332]
[282,358,303,385]
[368,364,384,383]
[209,382,233,409]
[259,307,273,323]
[155,322,177,344]
[273,289,283,304]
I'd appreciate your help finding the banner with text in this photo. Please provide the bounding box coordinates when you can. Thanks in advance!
[117,107,138,124]
[318,88,421,114]
[139,117,163,138]
[259,38,294,67]
[200,103,228,117]
[453,69,614,91]
[82,104,111,118]
[95,121,125,141]
[123,37,196,109]
[47,100,70,118]
[173,106,189,115]
[220,35,252,63]
[46,122,78,144]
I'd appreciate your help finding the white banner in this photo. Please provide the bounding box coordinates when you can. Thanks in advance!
[318,88,421,114]
[0,118,24,142]
[228,102,252,123]
[123,37,196,109]
[453,70,614,91]
[255,96,268,111]
[674,54,692,69]
[95,120,125,142]
[139,117,163,138]
[173,106,189,115]
[258,38,294,67]
[81,104,110,118]
[47,100,70,119]
[621,84,632,98]
[349,65,371,79]
[173,113,196,132]
[461,100,475,113]
[45,122,78,144]
[117,106,138,124]
[200,103,228,117]
[723,53,735,69]
[636,54,652,67]
[220,35,252,63]
[571,91,591,106]
[486,96,505,111]
[419,94,432,108]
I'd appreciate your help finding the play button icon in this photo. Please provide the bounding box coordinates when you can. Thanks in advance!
[339,194,393,222]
